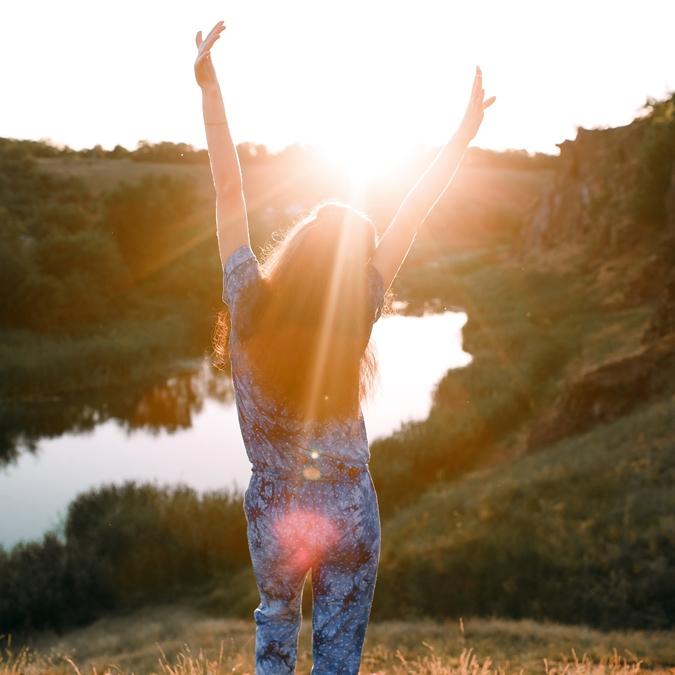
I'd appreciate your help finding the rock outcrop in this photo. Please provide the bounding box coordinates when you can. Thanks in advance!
[528,331,675,451]
[525,94,675,258]
[524,122,647,255]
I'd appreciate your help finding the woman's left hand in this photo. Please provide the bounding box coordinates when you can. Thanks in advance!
[195,21,226,89]
[457,67,496,142]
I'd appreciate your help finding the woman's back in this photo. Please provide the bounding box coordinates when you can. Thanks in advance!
[224,243,386,481]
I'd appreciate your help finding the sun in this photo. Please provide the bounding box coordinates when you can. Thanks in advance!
[322,135,407,188]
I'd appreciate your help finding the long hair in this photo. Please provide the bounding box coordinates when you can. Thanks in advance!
[214,202,383,420]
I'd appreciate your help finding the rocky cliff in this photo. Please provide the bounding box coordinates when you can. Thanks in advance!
[526,122,643,253]
[523,95,675,450]
[524,94,675,257]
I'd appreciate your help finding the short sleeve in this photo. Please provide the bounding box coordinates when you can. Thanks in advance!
[223,246,263,338]
[366,263,385,324]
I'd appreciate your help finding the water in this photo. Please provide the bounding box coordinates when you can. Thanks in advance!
[0,311,470,549]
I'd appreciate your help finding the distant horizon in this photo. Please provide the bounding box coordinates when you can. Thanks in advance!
[14,134,570,157]
[2,0,673,176]
[7,87,672,159]
[3,61,671,159]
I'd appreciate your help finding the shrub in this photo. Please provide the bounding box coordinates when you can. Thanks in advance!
[0,483,249,634]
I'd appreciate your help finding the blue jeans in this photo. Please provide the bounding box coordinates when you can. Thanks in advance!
[244,469,380,674]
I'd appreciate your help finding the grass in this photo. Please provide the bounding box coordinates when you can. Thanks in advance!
[4,605,675,675]
[375,394,675,629]
[0,320,204,400]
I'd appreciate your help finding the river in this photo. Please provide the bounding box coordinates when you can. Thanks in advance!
[0,310,470,549]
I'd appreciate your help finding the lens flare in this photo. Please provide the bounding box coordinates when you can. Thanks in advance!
[272,509,339,569]
[302,465,323,480]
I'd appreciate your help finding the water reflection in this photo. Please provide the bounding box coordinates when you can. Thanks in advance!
[130,362,234,433]
[0,362,234,467]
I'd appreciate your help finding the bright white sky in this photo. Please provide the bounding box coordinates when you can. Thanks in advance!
[1,0,673,166]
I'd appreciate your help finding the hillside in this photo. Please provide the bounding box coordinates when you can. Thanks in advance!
[369,94,675,628]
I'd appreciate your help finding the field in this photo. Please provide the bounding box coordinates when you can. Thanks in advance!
[4,607,675,675]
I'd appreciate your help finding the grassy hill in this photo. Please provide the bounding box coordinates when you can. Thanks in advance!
[376,394,675,628]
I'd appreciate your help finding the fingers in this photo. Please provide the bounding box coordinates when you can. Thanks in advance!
[473,66,482,99]
[203,35,221,53]
[204,29,225,51]
[196,21,225,51]
[471,69,480,100]
[205,21,225,42]
[472,67,495,110]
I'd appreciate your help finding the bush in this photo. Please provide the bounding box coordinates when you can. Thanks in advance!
[100,173,200,272]
[0,483,249,634]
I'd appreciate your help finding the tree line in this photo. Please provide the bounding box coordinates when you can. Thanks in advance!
[15,136,559,170]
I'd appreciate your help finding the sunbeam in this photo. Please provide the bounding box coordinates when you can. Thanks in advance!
[302,208,355,422]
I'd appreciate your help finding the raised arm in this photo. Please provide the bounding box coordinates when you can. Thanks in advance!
[195,22,249,267]
[371,67,495,290]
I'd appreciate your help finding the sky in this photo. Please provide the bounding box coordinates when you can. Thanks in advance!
[1,0,674,167]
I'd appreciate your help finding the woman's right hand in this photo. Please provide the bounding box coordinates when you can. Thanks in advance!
[195,21,226,89]
[457,67,496,142]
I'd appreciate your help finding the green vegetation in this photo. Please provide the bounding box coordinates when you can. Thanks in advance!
[3,254,670,636]
[0,484,248,634]
[0,135,547,461]
[0,137,209,164]
[0,138,223,411]
[370,256,589,516]
[375,395,675,629]
[1,118,673,641]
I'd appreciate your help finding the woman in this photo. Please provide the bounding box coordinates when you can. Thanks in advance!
[195,21,494,675]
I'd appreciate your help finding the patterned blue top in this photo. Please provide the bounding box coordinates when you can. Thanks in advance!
[223,245,385,481]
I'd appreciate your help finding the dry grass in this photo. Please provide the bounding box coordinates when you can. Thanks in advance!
[3,607,674,675]
[2,640,671,675]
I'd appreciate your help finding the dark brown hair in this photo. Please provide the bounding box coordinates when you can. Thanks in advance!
[214,201,384,420]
